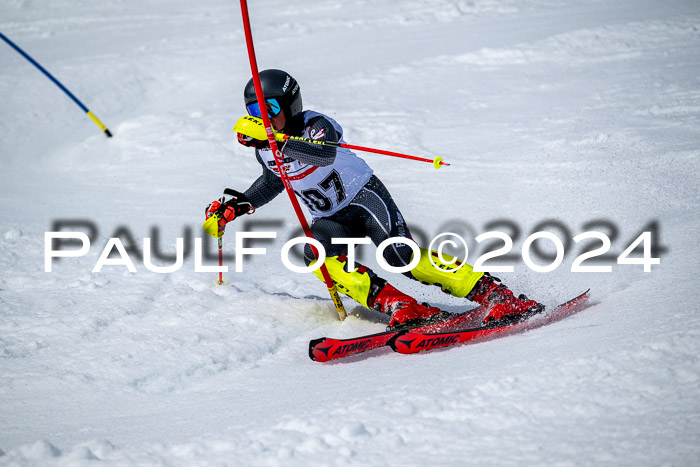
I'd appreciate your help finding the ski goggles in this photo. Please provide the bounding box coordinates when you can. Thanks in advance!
[246,98,282,118]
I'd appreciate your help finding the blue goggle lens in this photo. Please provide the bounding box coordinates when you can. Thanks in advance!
[246,98,282,118]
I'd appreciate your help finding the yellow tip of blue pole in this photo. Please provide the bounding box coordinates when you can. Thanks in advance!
[87,111,112,137]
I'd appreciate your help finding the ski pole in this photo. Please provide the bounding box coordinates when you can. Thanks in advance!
[239,0,347,321]
[234,115,450,169]
[0,30,112,138]
[285,136,449,169]
[218,236,224,286]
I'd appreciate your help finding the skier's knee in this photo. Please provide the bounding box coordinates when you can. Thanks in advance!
[380,244,414,271]
[303,244,315,266]
[304,241,347,266]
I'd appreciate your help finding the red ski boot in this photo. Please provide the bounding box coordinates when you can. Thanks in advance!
[369,281,442,329]
[467,274,544,324]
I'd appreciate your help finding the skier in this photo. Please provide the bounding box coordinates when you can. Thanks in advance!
[205,69,543,328]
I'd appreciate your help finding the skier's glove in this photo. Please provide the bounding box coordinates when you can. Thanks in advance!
[237,132,269,149]
[203,189,254,238]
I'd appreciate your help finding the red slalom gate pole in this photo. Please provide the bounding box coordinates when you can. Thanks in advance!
[239,0,347,320]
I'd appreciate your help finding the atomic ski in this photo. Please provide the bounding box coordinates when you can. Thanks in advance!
[388,289,590,355]
[309,306,487,362]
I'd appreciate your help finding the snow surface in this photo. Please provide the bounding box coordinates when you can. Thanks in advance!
[1,0,700,465]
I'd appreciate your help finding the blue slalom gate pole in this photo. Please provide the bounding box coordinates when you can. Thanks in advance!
[0,30,112,137]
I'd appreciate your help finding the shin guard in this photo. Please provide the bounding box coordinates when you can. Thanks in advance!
[311,256,375,308]
[409,248,484,298]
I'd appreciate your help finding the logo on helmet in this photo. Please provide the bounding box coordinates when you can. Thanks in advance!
[282,75,291,92]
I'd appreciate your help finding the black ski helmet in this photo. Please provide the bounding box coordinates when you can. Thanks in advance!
[244,69,302,120]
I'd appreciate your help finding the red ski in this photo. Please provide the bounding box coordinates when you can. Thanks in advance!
[309,306,486,362]
[310,289,590,361]
[388,289,590,354]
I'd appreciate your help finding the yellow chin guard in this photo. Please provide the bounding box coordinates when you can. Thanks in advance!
[233,115,286,142]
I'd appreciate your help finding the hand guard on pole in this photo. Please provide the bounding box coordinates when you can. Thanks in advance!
[203,189,254,238]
